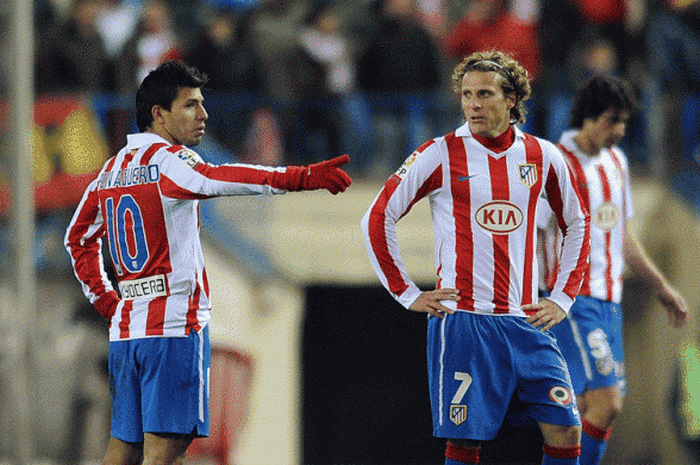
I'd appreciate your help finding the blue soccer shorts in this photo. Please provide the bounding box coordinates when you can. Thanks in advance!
[427,312,580,440]
[550,295,625,396]
[108,325,211,443]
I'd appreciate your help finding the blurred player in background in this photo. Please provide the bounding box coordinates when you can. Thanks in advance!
[539,75,689,465]
[64,60,351,465]
[362,50,590,465]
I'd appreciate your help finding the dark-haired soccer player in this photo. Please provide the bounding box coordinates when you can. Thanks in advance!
[542,75,688,465]
[65,60,351,464]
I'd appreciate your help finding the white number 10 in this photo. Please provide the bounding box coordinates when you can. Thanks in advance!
[451,372,473,404]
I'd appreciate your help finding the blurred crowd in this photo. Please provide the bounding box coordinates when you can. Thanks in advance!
[0,0,694,173]
[1,0,699,177]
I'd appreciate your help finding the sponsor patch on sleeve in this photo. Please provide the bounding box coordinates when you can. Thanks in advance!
[175,147,204,169]
[394,151,421,180]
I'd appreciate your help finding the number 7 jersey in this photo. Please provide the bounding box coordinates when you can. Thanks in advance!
[66,133,297,341]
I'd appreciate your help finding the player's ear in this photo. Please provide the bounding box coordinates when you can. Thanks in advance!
[151,105,166,125]
[507,92,517,110]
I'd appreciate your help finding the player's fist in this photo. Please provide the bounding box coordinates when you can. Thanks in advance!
[302,155,352,194]
[94,290,120,320]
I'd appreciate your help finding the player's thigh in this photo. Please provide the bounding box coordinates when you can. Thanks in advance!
[427,313,519,440]
[512,319,580,428]
[142,431,196,465]
[580,384,624,424]
[109,340,145,443]
[102,436,144,465]
[552,296,625,394]
[140,326,211,437]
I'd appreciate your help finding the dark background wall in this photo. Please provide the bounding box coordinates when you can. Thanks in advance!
[301,285,545,465]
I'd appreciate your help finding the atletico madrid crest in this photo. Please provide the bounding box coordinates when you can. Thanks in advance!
[518,163,538,188]
[450,405,467,425]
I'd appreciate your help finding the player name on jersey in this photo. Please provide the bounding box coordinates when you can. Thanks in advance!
[119,274,167,300]
[98,164,160,190]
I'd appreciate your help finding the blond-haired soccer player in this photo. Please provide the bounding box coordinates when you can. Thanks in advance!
[362,50,590,465]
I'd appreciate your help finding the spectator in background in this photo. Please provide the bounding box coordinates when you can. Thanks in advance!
[355,0,443,179]
[94,0,142,61]
[186,5,266,157]
[645,0,700,182]
[116,0,183,93]
[290,1,373,170]
[544,34,620,143]
[35,0,59,33]
[415,0,450,37]
[246,0,315,165]
[443,0,540,84]
[646,0,700,96]
[35,0,110,95]
[571,0,646,70]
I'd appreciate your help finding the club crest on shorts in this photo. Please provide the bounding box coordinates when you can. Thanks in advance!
[450,405,467,425]
[549,386,573,406]
[518,163,538,188]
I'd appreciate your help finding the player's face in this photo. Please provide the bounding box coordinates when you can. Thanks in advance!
[159,87,208,146]
[460,71,516,138]
[582,108,629,151]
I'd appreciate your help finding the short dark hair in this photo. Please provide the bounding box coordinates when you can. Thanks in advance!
[135,60,209,132]
[569,75,639,129]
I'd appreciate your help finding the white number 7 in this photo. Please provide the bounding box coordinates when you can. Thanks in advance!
[451,372,473,404]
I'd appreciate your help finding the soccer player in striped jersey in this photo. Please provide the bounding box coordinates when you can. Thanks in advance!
[361,50,590,465]
[542,75,689,465]
[65,60,351,464]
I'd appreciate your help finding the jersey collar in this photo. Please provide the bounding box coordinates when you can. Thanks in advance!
[126,132,173,151]
[455,122,525,141]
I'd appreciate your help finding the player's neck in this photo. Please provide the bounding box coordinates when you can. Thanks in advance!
[472,125,515,153]
[145,126,177,146]
[573,131,601,157]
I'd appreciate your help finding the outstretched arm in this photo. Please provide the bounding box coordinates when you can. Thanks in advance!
[301,154,353,194]
[161,148,352,198]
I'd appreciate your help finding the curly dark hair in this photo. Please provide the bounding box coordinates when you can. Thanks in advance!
[135,60,209,132]
[569,75,639,129]
[451,50,532,125]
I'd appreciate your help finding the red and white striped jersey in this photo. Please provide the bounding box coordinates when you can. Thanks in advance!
[540,130,633,304]
[362,123,590,316]
[66,133,299,341]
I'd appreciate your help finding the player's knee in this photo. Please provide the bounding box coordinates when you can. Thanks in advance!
[606,395,623,421]
[141,439,191,465]
[587,389,623,426]
[102,437,143,465]
[448,438,483,449]
[141,451,187,465]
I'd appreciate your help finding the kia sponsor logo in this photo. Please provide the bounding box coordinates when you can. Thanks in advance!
[475,201,524,233]
[593,202,620,230]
